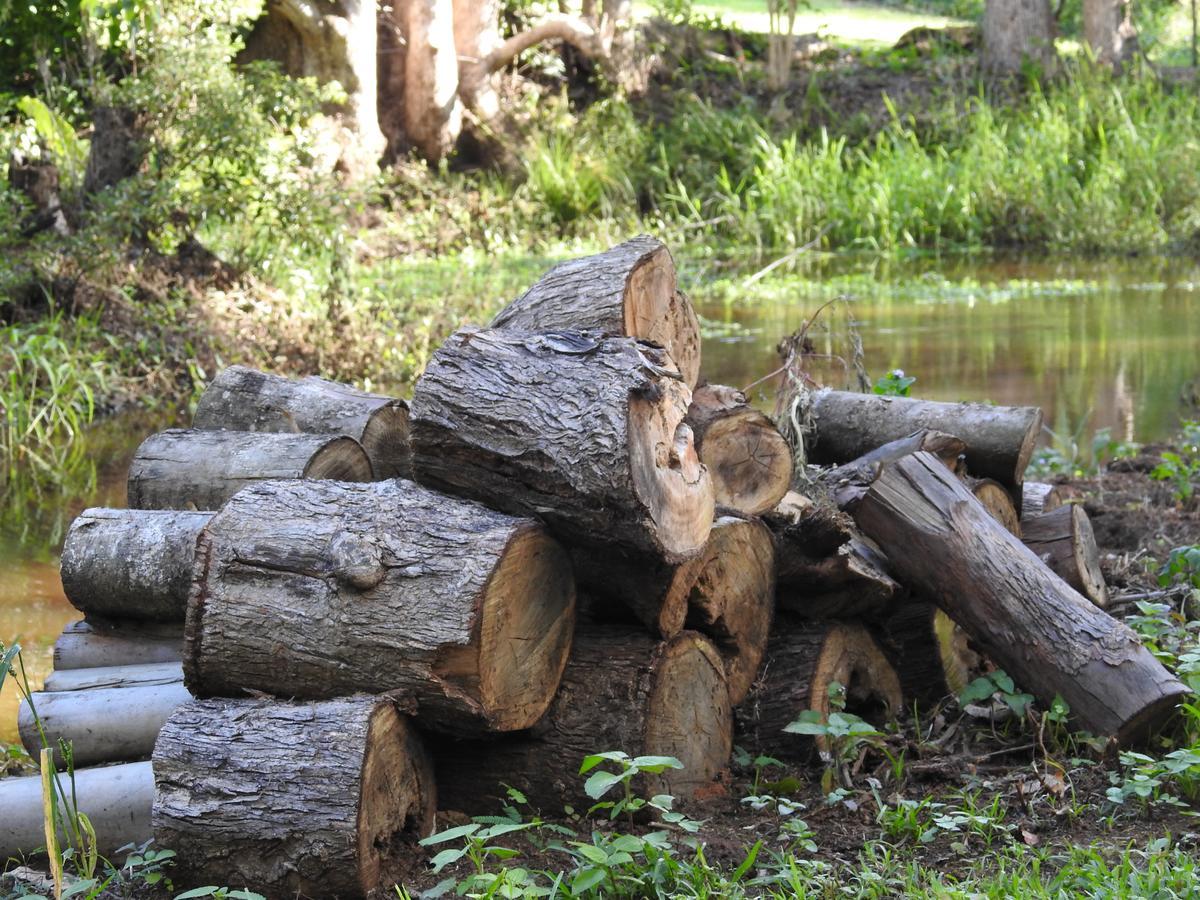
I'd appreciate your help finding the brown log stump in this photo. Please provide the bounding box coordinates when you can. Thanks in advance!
[435,627,733,813]
[185,478,576,734]
[837,451,1187,742]
[410,329,714,561]
[737,615,902,760]
[60,509,212,621]
[128,428,372,511]
[1022,504,1109,608]
[884,603,981,706]
[685,384,793,516]
[54,618,183,670]
[153,696,435,899]
[193,365,412,478]
[490,236,702,388]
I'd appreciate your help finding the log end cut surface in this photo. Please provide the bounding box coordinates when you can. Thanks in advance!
[701,414,792,516]
[361,401,412,479]
[304,435,377,481]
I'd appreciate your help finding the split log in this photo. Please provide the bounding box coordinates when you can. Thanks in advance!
[965,476,1021,537]
[1022,504,1109,608]
[53,619,182,670]
[128,428,373,511]
[435,627,733,813]
[1021,481,1070,519]
[684,384,792,516]
[0,761,154,862]
[19,682,191,768]
[193,365,412,478]
[737,616,902,759]
[185,478,575,734]
[806,389,1042,492]
[60,509,212,621]
[490,236,702,388]
[410,329,714,561]
[153,696,435,899]
[884,603,980,706]
[43,662,183,692]
[836,451,1187,742]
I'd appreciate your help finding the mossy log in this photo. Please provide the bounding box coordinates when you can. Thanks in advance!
[60,509,212,621]
[153,696,435,899]
[490,235,701,388]
[128,428,373,511]
[410,329,714,561]
[185,478,575,734]
[193,365,412,478]
[1022,504,1108,608]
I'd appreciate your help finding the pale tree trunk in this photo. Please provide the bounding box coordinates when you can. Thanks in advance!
[767,1,800,90]
[453,0,502,121]
[1083,0,1137,70]
[982,0,1058,77]
[404,0,464,162]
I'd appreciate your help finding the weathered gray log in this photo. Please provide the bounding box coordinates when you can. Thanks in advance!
[193,365,412,478]
[43,662,183,693]
[60,509,212,621]
[806,389,1042,492]
[154,696,435,899]
[0,761,154,862]
[1021,481,1071,519]
[490,236,701,388]
[737,615,902,760]
[19,682,191,768]
[823,429,967,487]
[410,329,714,561]
[836,451,1187,742]
[435,627,732,813]
[1022,504,1108,608]
[53,619,183,670]
[884,603,981,706]
[127,428,373,511]
[685,384,792,516]
[186,478,576,734]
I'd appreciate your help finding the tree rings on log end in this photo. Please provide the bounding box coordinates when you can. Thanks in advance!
[360,401,412,479]
[968,477,1022,537]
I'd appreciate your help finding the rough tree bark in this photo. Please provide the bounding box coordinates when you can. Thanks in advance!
[60,509,213,622]
[410,329,714,561]
[185,478,576,734]
[153,696,436,898]
[1022,504,1109,608]
[982,0,1058,77]
[193,365,411,479]
[54,619,183,670]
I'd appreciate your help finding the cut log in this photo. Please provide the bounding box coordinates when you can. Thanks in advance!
[185,478,576,734]
[153,696,436,898]
[806,389,1042,492]
[1021,481,1070,519]
[1022,504,1109,608]
[0,761,154,862]
[737,615,902,759]
[193,365,412,478]
[60,509,212,621]
[19,682,191,768]
[490,236,701,388]
[410,329,714,561]
[43,662,183,692]
[823,428,967,486]
[435,627,732,813]
[53,618,183,670]
[128,428,373,511]
[836,451,1187,742]
[684,384,793,516]
[965,476,1022,538]
[884,603,980,706]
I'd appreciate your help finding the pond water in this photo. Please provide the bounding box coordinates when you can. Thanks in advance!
[2,252,1199,743]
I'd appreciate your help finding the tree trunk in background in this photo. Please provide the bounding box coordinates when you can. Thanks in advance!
[453,0,502,120]
[1083,0,1137,69]
[404,0,464,162]
[981,0,1057,78]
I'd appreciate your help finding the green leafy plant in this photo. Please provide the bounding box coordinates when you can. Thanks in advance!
[959,669,1036,721]
[174,888,265,900]
[785,682,884,791]
[872,369,916,397]
[578,751,685,824]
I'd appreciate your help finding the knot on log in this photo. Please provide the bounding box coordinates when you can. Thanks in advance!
[329,532,386,590]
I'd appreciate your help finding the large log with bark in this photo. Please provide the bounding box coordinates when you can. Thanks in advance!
[53,619,183,670]
[805,390,1042,492]
[435,627,733,813]
[490,236,701,388]
[684,384,792,516]
[0,761,154,862]
[193,365,412,478]
[60,509,212,621]
[410,329,714,561]
[737,615,902,760]
[127,428,373,510]
[185,478,575,734]
[43,662,183,693]
[836,451,1187,742]
[1022,504,1108,608]
[19,682,191,768]
[153,696,435,899]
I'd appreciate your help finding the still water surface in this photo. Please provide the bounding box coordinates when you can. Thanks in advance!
[2,253,1198,742]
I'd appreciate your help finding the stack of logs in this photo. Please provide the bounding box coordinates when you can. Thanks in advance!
[1,236,1188,897]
